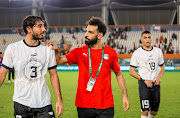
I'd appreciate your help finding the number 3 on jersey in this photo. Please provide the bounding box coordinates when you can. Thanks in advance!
[24,59,42,80]
[31,66,37,78]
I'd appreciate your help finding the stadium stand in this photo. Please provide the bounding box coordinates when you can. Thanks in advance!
[0,26,179,55]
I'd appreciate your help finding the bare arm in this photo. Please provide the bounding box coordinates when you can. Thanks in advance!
[0,66,9,87]
[54,49,68,65]
[49,68,64,117]
[115,71,130,111]
[44,41,68,65]
[57,44,72,51]
[154,64,165,85]
[129,66,141,80]
[129,66,153,88]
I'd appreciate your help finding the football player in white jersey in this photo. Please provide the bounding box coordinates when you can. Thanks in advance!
[129,31,165,118]
[0,15,64,117]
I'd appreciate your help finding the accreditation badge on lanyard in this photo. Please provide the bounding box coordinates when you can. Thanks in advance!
[86,77,96,92]
[86,46,104,92]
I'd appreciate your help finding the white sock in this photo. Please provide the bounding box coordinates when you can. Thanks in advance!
[148,112,155,118]
[141,115,148,118]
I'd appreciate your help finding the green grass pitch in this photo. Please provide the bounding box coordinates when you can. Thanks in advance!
[0,72,180,118]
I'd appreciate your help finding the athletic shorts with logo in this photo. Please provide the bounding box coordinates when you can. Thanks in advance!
[138,80,160,112]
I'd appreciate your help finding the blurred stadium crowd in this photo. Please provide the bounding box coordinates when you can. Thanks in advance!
[0,25,179,55]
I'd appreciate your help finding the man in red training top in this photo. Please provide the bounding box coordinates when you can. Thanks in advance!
[47,16,130,118]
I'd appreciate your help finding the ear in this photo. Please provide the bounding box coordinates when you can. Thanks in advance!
[98,33,103,39]
[140,38,142,42]
[140,37,143,42]
[26,26,32,34]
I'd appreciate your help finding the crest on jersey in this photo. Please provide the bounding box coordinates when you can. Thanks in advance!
[30,57,38,65]
[23,56,43,81]
[104,54,109,60]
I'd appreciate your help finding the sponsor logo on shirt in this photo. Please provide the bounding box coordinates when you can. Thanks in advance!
[31,53,37,56]
[83,53,88,57]
[149,55,152,57]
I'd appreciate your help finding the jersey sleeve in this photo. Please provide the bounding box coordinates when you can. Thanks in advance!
[2,44,14,70]
[130,51,138,68]
[65,48,79,65]
[48,48,57,70]
[159,49,164,66]
[111,51,120,72]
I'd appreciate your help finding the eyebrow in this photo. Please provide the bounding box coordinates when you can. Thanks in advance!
[143,36,151,38]
[38,24,43,26]
[88,30,94,33]
[35,23,44,27]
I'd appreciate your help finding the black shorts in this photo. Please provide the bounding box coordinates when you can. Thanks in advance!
[138,80,160,112]
[14,102,55,118]
[77,107,114,118]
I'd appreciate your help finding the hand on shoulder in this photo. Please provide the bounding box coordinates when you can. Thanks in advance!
[44,41,58,50]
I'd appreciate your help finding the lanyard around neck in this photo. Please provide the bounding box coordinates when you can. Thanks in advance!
[88,46,104,78]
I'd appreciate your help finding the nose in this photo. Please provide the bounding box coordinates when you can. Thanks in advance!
[85,32,89,37]
[147,37,151,41]
[42,26,46,32]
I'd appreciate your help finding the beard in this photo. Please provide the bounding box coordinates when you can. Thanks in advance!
[32,35,40,40]
[32,32,44,40]
[85,36,98,46]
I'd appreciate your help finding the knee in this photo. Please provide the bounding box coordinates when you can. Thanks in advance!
[150,111,158,116]
[141,110,149,116]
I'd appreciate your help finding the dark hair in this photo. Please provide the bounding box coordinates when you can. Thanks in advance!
[22,15,45,34]
[141,30,151,36]
[86,16,106,36]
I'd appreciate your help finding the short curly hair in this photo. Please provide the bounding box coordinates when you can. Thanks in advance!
[22,15,45,34]
[86,16,107,36]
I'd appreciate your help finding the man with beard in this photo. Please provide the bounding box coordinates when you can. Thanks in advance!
[46,16,130,118]
[0,15,64,118]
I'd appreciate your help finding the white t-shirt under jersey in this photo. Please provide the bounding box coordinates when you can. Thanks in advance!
[2,40,57,108]
[130,47,164,82]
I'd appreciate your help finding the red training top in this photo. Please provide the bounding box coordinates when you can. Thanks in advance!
[65,45,120,109]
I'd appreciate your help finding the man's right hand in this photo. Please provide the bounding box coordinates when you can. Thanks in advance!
[144,80,153,88]
[44,41,58,50]
[56,100,64,117]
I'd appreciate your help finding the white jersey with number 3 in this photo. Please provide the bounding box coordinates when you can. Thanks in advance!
[2,40,57,108]
[130,47,164,82]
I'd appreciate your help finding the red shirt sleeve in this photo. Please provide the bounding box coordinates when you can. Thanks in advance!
[65,48,80,65]
[111,51,121,72]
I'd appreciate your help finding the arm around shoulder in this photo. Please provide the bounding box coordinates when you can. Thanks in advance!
[55,49,68,65]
